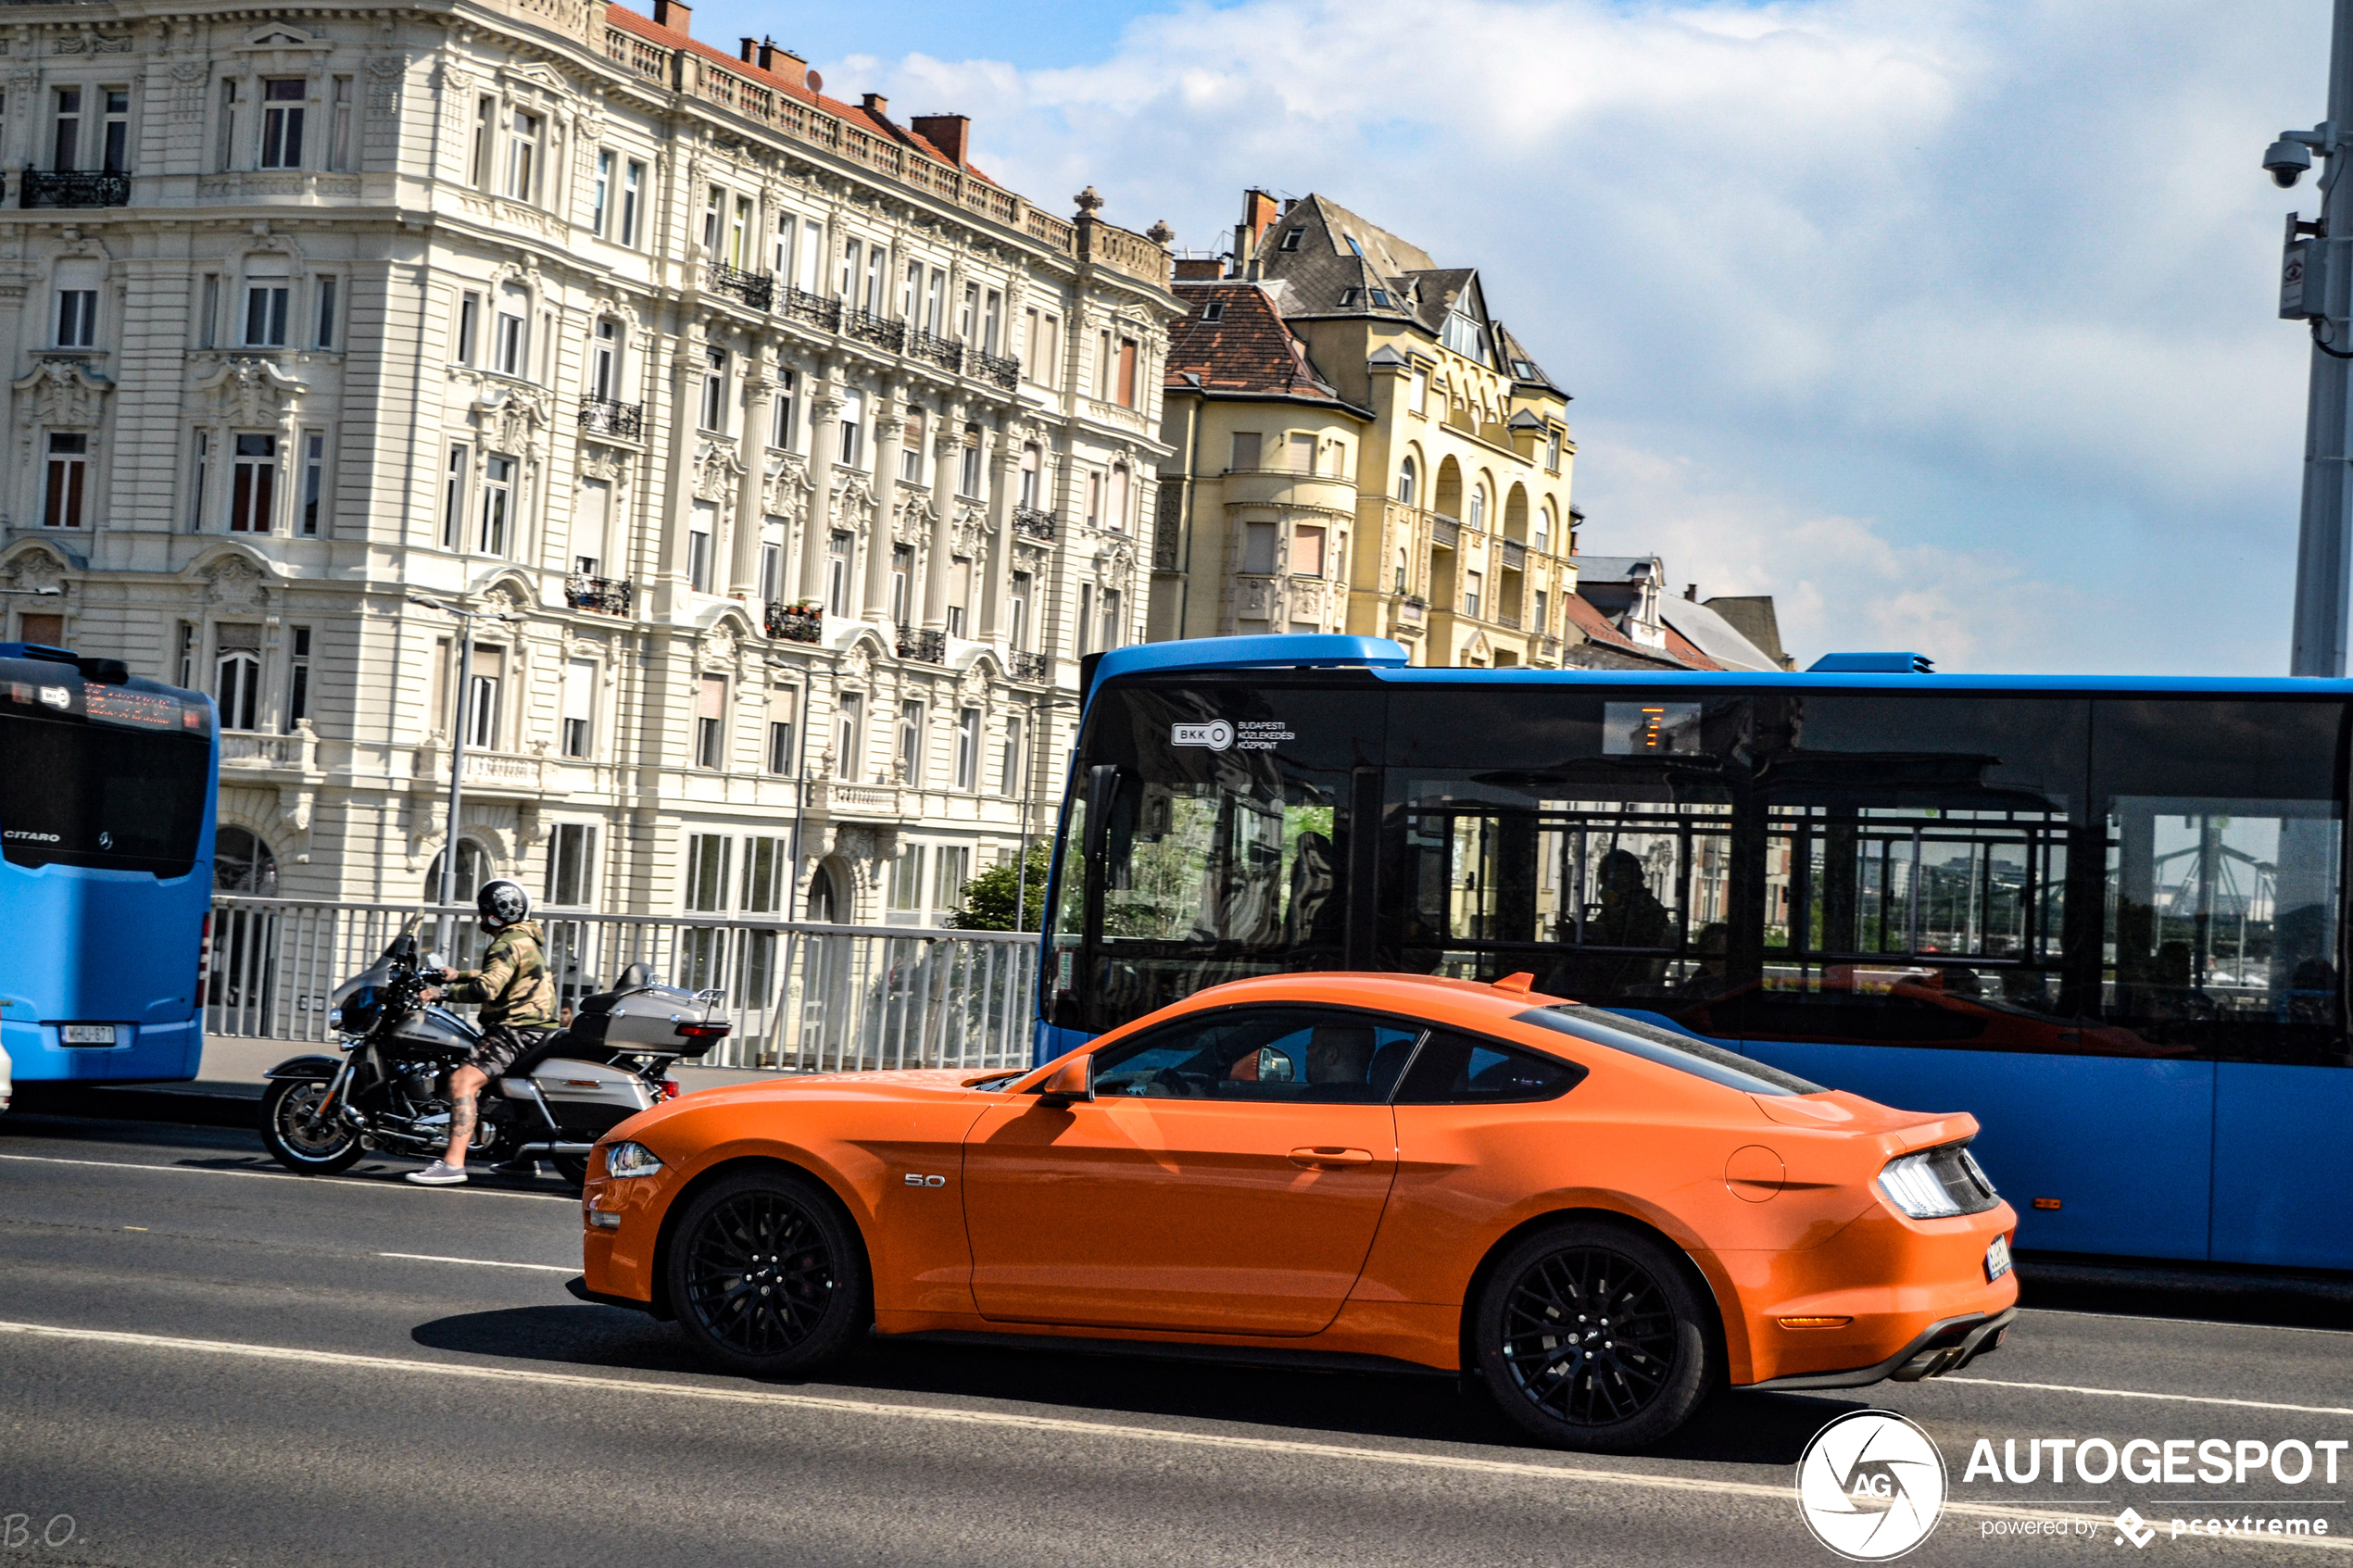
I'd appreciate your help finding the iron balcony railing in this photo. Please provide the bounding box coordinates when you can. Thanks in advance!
[577,396,644,439]
[897,625,947,664]
[909,329,963,372]
[970,348,1020,389]
[778,284,841,332]
[21,169,129,208]
[204,897,1038,1073]
[1502,540,1528,571]
[1008,650,1051,684]
[566,574,634,616]
[766,600,823,643]
[1012,508,1056,540]
[707,263,774,312]
[843,307,905,353]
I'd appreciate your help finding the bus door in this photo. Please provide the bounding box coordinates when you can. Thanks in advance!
[2094,699,2352,1271]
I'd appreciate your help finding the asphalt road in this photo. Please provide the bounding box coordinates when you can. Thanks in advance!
[2,1110,2349,1568]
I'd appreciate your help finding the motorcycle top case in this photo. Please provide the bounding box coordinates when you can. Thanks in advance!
[569,981,726,1056]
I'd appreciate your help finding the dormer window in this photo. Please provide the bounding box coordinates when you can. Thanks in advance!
[1279,227,1303,251]
[1369,290,1391,308]
[1512,358,1535,379]
[1338,288,1358,307]
[1200,301,1224,322]
[1344,235,1365,257]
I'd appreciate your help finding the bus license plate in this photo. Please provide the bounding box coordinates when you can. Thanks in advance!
[1985,1234,2013,1282]
[60,1024,116,1046]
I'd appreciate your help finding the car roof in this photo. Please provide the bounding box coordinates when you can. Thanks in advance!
[1152,970,1556,1031]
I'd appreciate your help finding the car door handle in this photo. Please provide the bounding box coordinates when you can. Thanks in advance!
[1289,1147,1374,1168]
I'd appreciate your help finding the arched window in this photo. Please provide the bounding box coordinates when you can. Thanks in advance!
[1394,546,1408,594]
[1396,456,1416,506]
[806,859,843,922]
[423,839,491,902]
[1468,483,1487,531]
[215,648,260,732]
[1535,503,1553,555]
[1019,444,1040,509]
[214,826,279,895]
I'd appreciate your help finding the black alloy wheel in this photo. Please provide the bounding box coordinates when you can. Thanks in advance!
[1472,1220,1717,1452]
[258,1076,365,1175]
[666,1169,869,1377]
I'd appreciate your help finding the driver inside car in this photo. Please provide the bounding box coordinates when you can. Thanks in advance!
[406,879,557,1185]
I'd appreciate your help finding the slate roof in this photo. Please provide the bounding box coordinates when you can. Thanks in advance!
[1252,195,1437,323]
[1164,282,1364,411]
[1492,321,1566,396]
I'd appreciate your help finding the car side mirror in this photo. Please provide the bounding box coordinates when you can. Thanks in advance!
[1037,1055,1094,1109]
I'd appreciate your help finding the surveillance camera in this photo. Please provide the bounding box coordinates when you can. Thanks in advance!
[2266,138,2314,188]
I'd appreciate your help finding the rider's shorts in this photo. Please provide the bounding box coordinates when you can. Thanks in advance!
[465,1023,553,1081]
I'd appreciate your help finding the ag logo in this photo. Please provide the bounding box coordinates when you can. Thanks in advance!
[1795,1411,1945,1561]
[1170,720,1234,752]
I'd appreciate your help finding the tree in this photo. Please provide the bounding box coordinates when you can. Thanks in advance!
[949,844,1052,932]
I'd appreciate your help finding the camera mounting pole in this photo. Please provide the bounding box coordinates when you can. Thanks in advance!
[2280,0,2353,675]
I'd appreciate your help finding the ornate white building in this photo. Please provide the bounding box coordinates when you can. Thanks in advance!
[0,0,1176,925]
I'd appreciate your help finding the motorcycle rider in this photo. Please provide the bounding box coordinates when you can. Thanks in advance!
[406,879,557,1185]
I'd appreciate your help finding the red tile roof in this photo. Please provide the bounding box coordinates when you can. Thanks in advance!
[1558,593,1718,670]
[1164,282,1356,408]
[603,6,997,184]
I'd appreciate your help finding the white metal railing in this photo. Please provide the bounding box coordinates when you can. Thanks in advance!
[206,897,1039,1073]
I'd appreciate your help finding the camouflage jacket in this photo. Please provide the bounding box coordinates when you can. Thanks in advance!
[447,920,557,1028]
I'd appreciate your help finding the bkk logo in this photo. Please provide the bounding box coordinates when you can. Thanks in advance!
[1796,1411,1947,1561]
[1170,721,1235,752]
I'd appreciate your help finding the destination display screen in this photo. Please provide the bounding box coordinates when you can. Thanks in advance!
[83,684,184,732]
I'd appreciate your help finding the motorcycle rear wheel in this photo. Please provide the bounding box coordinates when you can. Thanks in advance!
[258,1077,365,1175]
[550,1153,592,1187]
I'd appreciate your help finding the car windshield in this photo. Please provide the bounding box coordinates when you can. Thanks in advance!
[1516,1004,1823,1096]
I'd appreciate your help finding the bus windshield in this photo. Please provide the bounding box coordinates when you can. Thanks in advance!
[1,706,211,877]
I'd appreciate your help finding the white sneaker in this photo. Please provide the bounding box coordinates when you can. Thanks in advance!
[406,1160,468,1185]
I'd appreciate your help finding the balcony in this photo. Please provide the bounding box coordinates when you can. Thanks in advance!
[896,625,947,664]
[1398,596,1427,624]
[21,170,129,208]
[1008,650,1051,684]
[843,307,905,353]
[969,348,1020,390]
[766,601,823,643]
[808,779,900,818]
[566,573,634,617]
[778,284,840,332]
[707,263,774,312]
[1430,516,1461,549]
[1502,540,1527,571]
[577,397,643,440]
[1495,611,1522,630]
[909,329,963,373]
[1012,507,1056,541]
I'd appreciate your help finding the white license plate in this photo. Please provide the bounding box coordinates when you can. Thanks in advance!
[60,1024,118,1046]
[1985,1234,2013,1282]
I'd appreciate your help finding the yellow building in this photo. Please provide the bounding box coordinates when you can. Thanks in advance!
[1152,190,1579,666]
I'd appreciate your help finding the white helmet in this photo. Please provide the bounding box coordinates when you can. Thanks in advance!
[476,878,531,931]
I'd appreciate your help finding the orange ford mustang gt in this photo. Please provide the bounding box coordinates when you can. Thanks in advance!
[574,971,2019,1451]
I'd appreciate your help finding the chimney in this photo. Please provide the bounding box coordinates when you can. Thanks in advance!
[1173,257,1223,281]
[651,0,689,32]
[1236,188,1281,260]
[862,92,888,120]
[1685,583,1698,600]
[738,35,755,61]
[912,113,971,165]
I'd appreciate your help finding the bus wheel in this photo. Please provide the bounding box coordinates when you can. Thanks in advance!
[258,1077,364,1174]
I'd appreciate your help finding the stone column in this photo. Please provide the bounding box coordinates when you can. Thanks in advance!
[922,408,964,631]
[795,376,844,605]
[730,337,777,600]
[862,387,905,626]
[981,423,1019,641]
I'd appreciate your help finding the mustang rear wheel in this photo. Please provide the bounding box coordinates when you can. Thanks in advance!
[1472,1220,1718,1452]
[667,1169,869,1377]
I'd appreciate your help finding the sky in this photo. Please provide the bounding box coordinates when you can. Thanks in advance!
[683,0,2329,675]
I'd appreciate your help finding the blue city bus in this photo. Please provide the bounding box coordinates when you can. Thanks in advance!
[1037,635,2353,1270]
[0,643,218,1085]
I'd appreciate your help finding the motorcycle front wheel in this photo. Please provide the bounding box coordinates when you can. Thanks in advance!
[258,1077,366,1174]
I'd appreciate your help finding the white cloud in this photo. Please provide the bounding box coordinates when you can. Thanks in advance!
[834,0,2324,672]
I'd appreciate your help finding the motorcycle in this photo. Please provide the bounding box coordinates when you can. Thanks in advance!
[258,919,730,1186]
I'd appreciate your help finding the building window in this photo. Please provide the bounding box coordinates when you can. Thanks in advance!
[591,319,619,401]
[229,434,276,533]
[1468,483,1487,530]
[888,844,925,911]
[703,184,724,252]
[494,305,525,376]
[1397,455,1416,505]
[561,657,594,758]
[773,368,798,451]
[836,690,864,779]
[741,835,785,914]
[954,708,978,791]
[925,268,946,333]
[947,557,971,637]
[1545,430,1562,472]
[300,431,325,535]
[933,845,971,912]
[52,88,81,170]
[215,648,261,732]
[1076,582,1094,656]
[767,696,796,774]
[216,81,237,173]
[1242,521,1277,576]
[684,833,731,913]
[591,150,613,235]
[1230,432,1261,471]
[190,432,210,532]
[1200,301,1223,323]
[961,281,979,340]
[177,623,196,689]
[1288,433,1315,473]
[1409,367,1428,414]
[478,453,513,555]
[505,109,539,201]
[470,95,494,185]
[888,545,912,626]
[259,78,305,169]
[1534,507,1551,554]
[900,408,926,483]
[898,699,924,783]
[1000,715,1023,798]
[1107,464,1129,533]
[1018,444,1039,508]
[760,533,784,603]
[327,76,353,171]
[314,277,336,348]
[283,626,311,731]
[838,390,863,467]
[200,274,220,349]
[1009,572,1031,651]
[245,283,289,346]
[56,288,95,348]
[695,674,725,768]
[1279,226,1303,251]
[1116,336,1139,408]
[464,651,501,749]
[982,289,1002,355]
[457,291,480,365]
[1533,588,1549,635]
[546,822,596,907]
[827,532,851,616]
[959,435,982,498]
[1293,524,1326,578]
[621,159,644,246]
[1099,588,1122,653]
[688,503,714,592]
[1394,546,1408,594]
[442,444,466,548]
[44,433,89,530]
[700,348,727,433]
[1465,569,1483,619]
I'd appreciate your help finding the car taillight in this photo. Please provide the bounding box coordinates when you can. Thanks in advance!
[1878,1142,2002,1219]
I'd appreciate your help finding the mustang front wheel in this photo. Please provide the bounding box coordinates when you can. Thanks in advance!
[1472,1221,1718,1452]
[667,1169,869,1377]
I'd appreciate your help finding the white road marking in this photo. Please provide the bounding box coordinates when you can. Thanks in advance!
[0,1319,2341,1549]
[2025,1305,2353,1340]
[1947,1375,2353,1419]
[378,1252,575,1273]
[0,1151,574,1202]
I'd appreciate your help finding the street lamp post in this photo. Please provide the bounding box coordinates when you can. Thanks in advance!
[409,596,513,949]
[2270,0,2353,676]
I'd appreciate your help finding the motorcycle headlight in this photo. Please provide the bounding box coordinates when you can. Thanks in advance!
[326,1008,343,1030]
[603,1140,663,1180]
